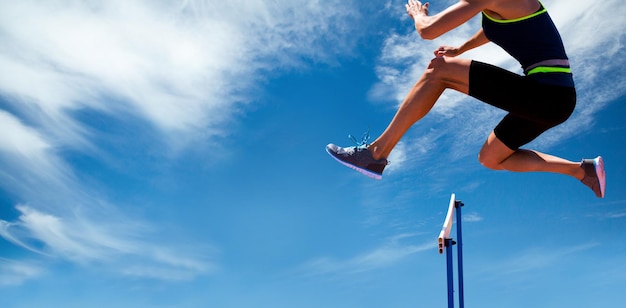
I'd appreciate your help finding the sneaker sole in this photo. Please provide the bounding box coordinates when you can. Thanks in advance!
[594,156,606,198]
[326,147,382,180]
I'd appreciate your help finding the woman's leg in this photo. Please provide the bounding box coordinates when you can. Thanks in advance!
[369,56,586,179]
[467,61,588,180]
[369,56,472,160]
[478,131,585,180]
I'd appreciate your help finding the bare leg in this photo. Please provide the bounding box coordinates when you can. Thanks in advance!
[369,57,584,180]
[479,131,585,180]
[365,56,585,180]
[369,57,472,160]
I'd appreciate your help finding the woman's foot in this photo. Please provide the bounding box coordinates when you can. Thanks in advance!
[580,156,606,198]
[325,144,388,180]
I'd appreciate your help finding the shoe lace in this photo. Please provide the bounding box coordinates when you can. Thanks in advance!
[347,129,389,165]
[348,129,370,149]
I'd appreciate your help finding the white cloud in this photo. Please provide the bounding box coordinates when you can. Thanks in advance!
[0,0,363,284]
[0,110,52,164]
[462,212,483,223]
[0,205,215,280]
[605,212,626,219]
[0,0,364,210]
[299,233,432,278]
[0,0,360,144]
[0,102,213,283]
[484,242,598,276]
[0,258,44,286]
[0,110,75,199]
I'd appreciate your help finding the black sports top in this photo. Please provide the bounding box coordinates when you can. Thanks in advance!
[482,3,575,87]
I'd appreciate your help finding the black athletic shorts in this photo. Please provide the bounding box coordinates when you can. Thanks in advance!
[468,61,576,150]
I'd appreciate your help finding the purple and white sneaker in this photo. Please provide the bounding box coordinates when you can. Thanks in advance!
[325,143,388,180]
[580,156,606,198]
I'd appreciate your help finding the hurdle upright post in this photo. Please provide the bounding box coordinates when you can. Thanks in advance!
[455,199,465,308]
[445,238,455,308]
[437,193,466,308]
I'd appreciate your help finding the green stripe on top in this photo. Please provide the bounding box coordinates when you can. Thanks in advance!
[483,3,547,23]
[527,66,572,75]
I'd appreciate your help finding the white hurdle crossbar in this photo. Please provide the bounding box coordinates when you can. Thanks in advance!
[438,193,457,254]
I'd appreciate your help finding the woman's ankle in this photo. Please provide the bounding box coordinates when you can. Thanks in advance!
[368,144,386,161]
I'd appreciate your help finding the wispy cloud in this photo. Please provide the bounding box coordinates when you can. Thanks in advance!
[466,242,602,295]
[0,109,212,281]
[462,212,483,223]
[0,205,216,280]
[0,0,362,284]
[0,0,361,144]
[0,258,44,286]
[298,233,433,278]
[0,110,74,202]
[605,211,626,219]
[585,200,626,220]
[479,242,599,276]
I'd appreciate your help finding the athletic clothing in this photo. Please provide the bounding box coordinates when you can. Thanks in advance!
[482,3,574,87]
[469,61,575,150]
[468,2,576,149]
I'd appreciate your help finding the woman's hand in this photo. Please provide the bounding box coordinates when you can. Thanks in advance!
[406,0,430,20]
[434,45,462,57]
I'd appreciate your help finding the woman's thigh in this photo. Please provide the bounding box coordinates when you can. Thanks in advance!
[467,61,575,122]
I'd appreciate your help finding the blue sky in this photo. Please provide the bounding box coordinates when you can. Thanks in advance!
[0,0,625,307]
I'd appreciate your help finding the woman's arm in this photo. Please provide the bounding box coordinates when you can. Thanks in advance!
[407,0,487,40]
[434,29,489,57]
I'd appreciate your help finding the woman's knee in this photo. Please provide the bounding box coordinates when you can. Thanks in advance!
[424,57,471,90]
[478,132,515,170]
[478,149,503,170]
[426,57,451,77]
